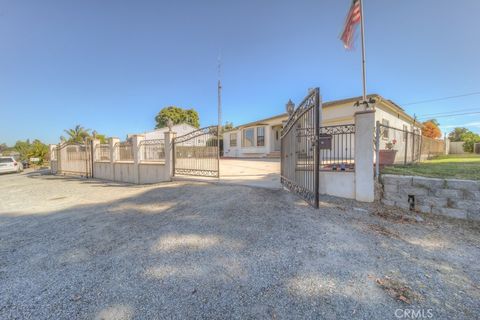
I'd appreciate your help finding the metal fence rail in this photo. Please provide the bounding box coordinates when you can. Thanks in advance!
[319,124,355,171]
[375,123,446,176]
[281,88,320,208]
[139,139,165,162]
[173,126,219,177]
[95,144,110,161]
[115,142,133,161]
[55,142,92,177]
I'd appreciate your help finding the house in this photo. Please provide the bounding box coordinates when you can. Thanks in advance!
[128,123,197,141]
[223,94,420,158]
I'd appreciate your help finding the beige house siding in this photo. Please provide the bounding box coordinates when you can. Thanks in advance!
[223,95,419,158]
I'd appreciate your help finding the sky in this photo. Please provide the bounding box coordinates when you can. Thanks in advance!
[0,0,479,145]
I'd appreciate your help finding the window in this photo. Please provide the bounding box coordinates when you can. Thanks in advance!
[403,124,408,141]
[242,128,254,147]
[382,119,389,139]
[230,133,237,147]
[257,127,265,146]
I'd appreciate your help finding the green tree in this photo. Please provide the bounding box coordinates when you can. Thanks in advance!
[63,125,91,143]
[91,131,108,144]
[27,140,49,165]
[448,127,469,142]
[95,134,107,144]
[223,121,234,131]
[460,131,480,153]
[14,140,31,161]
[155,106,200,129]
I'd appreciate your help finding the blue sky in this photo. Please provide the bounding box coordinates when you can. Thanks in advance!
[0,0,479,145]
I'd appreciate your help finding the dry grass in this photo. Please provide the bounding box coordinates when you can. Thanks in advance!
[376,276,422,304]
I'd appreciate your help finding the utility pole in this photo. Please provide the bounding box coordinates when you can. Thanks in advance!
[217,56,222,177]
[218,56,222,133]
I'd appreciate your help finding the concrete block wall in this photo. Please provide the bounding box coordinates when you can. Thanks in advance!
[381,174,480,221]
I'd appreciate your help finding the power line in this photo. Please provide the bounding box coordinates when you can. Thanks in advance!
[418,108,480,117]
[402,91,480,106]
[417,111,480,120]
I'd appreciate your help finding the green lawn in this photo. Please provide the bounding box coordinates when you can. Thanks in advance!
[381,154,480,180]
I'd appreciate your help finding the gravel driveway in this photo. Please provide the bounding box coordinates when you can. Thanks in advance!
[0,172,479,319]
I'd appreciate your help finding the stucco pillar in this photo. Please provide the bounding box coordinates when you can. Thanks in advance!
[91,139,100,178]
[49,144,57,174]
[109,137,119,181]
[266,125,273,153]
[132,135,145,184]
[354,110,375,202]
[49,144,56,161]
[164,131,176,181]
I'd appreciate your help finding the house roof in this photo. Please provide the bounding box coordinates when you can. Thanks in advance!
[226,113,289,132]
[128,122,197,137]
[225,94,417,132]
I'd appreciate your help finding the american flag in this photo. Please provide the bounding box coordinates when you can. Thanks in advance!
[340,0,362,49]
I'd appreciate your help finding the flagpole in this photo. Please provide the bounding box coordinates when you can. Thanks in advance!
[359,0,367,103]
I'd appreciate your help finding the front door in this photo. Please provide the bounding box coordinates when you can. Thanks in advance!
[273,127,282,151]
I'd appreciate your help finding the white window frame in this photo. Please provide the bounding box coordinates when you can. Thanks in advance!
[230,133,237,147]
[382,119,390,140]
[256,127,265,147]
[242,128,255,147]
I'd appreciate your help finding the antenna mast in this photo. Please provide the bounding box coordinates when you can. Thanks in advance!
[217,56,222,131]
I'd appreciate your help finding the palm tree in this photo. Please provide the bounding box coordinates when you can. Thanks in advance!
[64,125,91,143]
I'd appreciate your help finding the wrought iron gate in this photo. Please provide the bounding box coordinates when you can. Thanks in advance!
[280,88,321,208]
[56,141,93,177]
[173,126,220,177]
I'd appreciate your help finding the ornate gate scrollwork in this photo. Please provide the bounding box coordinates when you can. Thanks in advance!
[280,88,321,208]
[173,126,220,177]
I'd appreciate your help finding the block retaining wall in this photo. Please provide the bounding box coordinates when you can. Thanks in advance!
[380,174,480,221]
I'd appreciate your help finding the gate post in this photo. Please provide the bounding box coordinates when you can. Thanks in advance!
[49,144,57,174]
[354,110,375,202]
[164,131,176,181]
[109,137,120,181]
[131,135,145,184]
[91,139,100,178]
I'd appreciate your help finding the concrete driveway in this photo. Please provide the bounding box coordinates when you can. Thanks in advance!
[1,172,479,319]
[219,158,280,189]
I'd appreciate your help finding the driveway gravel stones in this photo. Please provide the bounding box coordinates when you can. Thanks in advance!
[0,172,479,319]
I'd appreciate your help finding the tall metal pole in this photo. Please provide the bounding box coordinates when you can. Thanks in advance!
[313,88,320,209]
[217,57,222,178]
[359,0,367,103]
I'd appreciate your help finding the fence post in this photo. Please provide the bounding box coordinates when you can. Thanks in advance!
[411,130,415,162]
[355,110,375,202]
[445,138,450,155]
[164,131,176,181]
[132,135,145,184]
[375,121,380,179]
[49,144,57,174]
[404,128,408,165]
[109,137,119,181]
[91,139,100,178]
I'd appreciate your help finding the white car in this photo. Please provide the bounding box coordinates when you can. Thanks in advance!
[0,156,24,174]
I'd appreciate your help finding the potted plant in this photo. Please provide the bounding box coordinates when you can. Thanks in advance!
[379,139,398,165]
